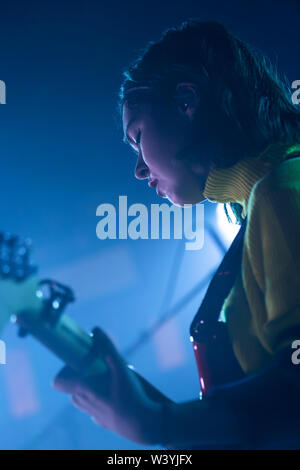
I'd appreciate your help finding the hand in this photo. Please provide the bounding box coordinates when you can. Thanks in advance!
[53,327,164,445]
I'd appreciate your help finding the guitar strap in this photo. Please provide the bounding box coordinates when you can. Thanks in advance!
[189,218,247,396]
[190,218,247,332]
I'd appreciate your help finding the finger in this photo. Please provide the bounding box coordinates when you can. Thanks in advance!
[71,393,90,411]
[53,366,84,394]
[71,393,104,418]
[91,415,107,429]
[82,370,111,398]
[53,364,111,401]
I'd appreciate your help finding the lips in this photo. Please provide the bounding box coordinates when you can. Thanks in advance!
[148,178,167,197]
[148,178,158,188]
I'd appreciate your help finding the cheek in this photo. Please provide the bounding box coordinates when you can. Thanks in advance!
[142,112,187,171]
[143,130,171,167]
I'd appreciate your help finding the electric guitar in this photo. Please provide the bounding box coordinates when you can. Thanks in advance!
[4,231,293,450]
[0,232,173,405]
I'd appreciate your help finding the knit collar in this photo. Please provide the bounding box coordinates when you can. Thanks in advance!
[203,142,300,219]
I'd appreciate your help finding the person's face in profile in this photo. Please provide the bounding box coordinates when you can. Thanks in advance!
[122,84,214,207]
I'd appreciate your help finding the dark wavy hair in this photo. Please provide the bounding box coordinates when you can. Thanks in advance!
[117,19,300,224]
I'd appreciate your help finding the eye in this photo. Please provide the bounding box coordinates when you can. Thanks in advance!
[135,130,141,145]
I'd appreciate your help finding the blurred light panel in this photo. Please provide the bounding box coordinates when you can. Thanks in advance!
[43,244,138,303]
[152,318,186,370]
[4,350,40,418]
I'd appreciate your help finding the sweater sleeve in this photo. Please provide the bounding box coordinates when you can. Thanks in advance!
[245,157,300,354]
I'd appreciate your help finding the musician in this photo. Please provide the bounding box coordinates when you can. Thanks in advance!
[53,20,300,449]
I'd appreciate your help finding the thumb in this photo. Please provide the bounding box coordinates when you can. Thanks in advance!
[53,365,82,393]
[92,327,126,372]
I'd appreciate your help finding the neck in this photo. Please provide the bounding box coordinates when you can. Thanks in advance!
[203,142,300,218]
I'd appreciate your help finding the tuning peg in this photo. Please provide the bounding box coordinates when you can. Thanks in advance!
[0,263,10,276]
[0,233,17,250]
[23,237,33,248]
[0,232,11,242]
[0,232,36,281]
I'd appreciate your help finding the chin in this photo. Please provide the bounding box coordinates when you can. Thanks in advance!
[167,194,191,207]
[168,191,203,207]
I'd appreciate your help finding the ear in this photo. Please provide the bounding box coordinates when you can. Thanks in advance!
[174,82,201,120]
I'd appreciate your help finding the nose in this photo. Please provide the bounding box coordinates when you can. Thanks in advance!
[134,152,150,180]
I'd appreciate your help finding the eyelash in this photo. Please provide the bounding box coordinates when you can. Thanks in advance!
[135,130,141,145]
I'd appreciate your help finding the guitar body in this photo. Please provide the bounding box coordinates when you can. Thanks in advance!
[192,321,245,397]
[189,221,248,398]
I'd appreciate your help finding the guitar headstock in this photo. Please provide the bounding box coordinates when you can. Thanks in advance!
[0,232,41,332]
[0,232,37,281]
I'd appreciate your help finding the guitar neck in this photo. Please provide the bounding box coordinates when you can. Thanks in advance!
[16,308,107,378]
[16,308,173,405]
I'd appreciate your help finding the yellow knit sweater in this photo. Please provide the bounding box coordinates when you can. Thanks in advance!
[203,142,300,374]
